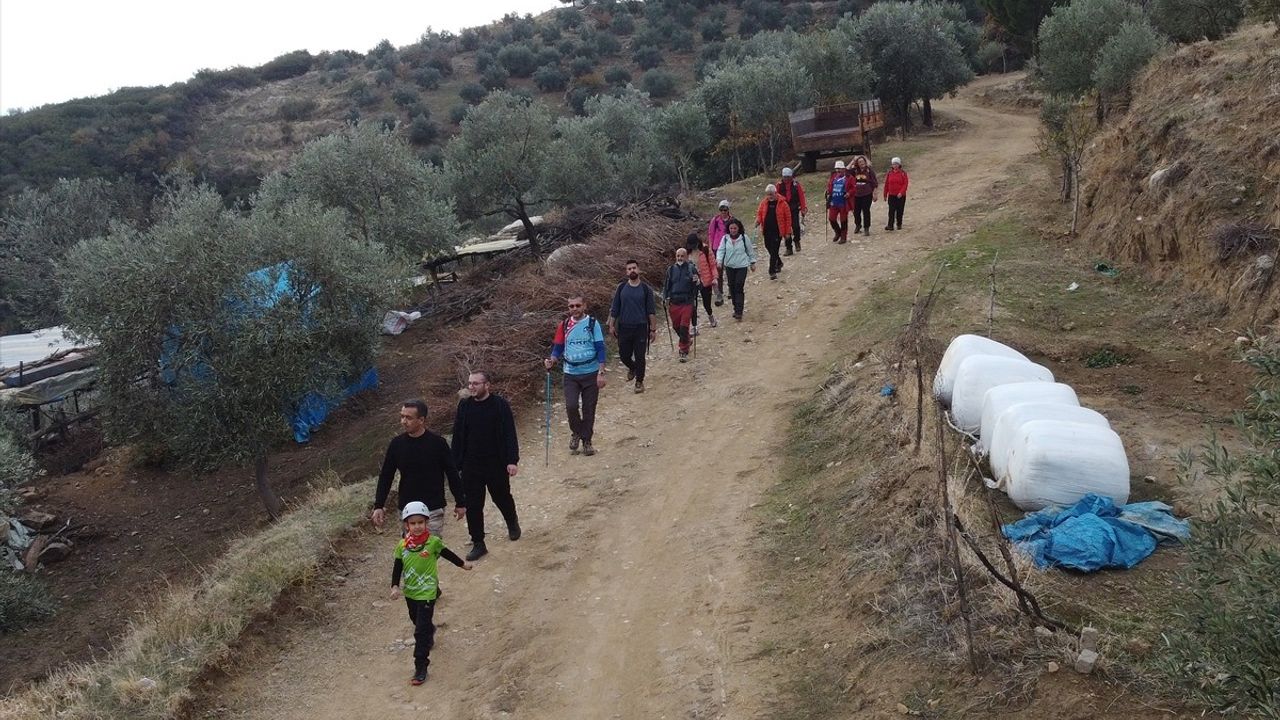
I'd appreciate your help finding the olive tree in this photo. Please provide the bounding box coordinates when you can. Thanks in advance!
[576,90,662,197]
[58,183,400,518]
[1150,0,1244,42]
[699,54,815,173]
[1037,95,1094,234]
[0,178,125,330]
[444,92,611,255]
[655,100,711,192]
[1036,0,1146,97]
[255,122,458,264]
[1092,21,1167,99]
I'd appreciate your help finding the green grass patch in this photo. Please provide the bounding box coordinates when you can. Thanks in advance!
[0,477,372,720]
[0,572,57,634]
[1083,347,1133,368]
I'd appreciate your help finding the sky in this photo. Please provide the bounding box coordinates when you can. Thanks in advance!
[0,0,562,113]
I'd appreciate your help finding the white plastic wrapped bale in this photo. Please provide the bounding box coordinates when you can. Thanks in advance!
[933,334,1029,407]
[949,356,1054,433]
[1005,420,1130,510]
[988,403,1110,485]
[976,382,1081,454]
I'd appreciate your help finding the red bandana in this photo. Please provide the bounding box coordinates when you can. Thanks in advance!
[404,528,431,553]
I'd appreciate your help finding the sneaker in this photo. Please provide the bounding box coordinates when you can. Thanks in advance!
[885,225,894,231]
[897,224,903,230]
[634,380,645,394]
[691,324,699,337]
[784,248,793,256]
[569,433,580,455]
[582,442,596,456]
[411,666,428,686]
[795,244,801,253]
[679,351,688,363]
[864,227,871,236]
[626,369,635,381]
[709,316,718,328]
[508,524,521,541]
[733,313,743,321]
[466,542,488,561]
[769,273,777,280]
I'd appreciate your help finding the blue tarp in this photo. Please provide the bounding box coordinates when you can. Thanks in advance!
[1003,494,1190,572]
[290,367,379,443]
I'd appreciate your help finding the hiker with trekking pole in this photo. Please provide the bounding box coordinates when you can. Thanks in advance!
[544,294,607,456]
[777,166,807,255]
[715,218,757,321]
[663,246,699,363]
[707,200,735,307]
[608,259,658,394]
[451,371,521,561]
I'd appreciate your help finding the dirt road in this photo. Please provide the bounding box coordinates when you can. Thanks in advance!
[203,77,1042,719]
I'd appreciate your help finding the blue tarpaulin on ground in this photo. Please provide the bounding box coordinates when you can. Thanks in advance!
[1002,494,1189,572]
[289,367,379,443]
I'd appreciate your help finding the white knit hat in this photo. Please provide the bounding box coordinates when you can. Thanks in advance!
[891,157,902,166]
[782,166,794,177]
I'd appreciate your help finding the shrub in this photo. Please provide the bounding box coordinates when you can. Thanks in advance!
[1248,0,1280,27]
[612,13,636,35]
[594,33,622,56]
[278,97,317,121]
[634,45,663,70]
[460,28,482,51]
[346,81,379,107]
[1163,337,1280,717]
[408,116,439,145]
[535,45,561,67]
[498,44,539,78]
[604,64,633,86]
[373,68,395,87]
[449,103,469,124]
[556,7,584,29]
[641,69,678,98]
[1150,0,1245,41]
[324,53,354,71]
[566,86,596,115]
[977,40,1008,73]
[412,66,442,90]
[260,50,314,81]
[481,65,510,90]
[540,23,562,44]
[1093,21,1167,96]
[0,573,56,633]
[700,18,726,41]
[786,3,815,30]
[460,82,488,105]
[475,50,497,73]
[534,63,570,91]
[669,28,696,53]
[570,56,597,77]
[392,85,420,107]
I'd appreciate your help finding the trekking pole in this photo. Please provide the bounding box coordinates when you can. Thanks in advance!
[543,371,552,467]
[660,296,675,353]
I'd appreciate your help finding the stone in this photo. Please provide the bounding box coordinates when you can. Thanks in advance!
[896,703,910,715]
[38,541,73,564]
[1047,661,1060,673]
[1080,626,1099,652]
[1034,625,1053,638]
[137,677,158,692]
[19,510,56,532]
[1074,649,1098,674]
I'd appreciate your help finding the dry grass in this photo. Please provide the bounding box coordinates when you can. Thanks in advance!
[0,478,371,720]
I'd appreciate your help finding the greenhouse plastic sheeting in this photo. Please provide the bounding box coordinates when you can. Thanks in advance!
[1002,494,1188,572]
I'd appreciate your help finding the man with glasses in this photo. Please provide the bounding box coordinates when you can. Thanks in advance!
[371,400,466,538]
[544,295,608,456]
[451,371,521,561]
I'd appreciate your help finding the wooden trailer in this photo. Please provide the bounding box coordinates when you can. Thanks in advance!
[788,100,885,172]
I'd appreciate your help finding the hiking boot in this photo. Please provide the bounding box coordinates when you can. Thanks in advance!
[795,242,801,252]
[626,368,635,381]
[582,442,596,456]
[466,542,488,561]
[679,351,688,362]
[885,224,894,231]
[569,433,581,455]
[508,524,521,541]
[864,227,871,236]
[709,316,718,328]
[733,313,742,321]
[897,224,903,230]
[634,379,645,394]
[769,273,777,280]
[411,666,428,685]
[784,248,793,256]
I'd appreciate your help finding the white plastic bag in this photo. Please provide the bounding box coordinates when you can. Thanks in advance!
[933,334,1029,407]
[950,356,1054,433]
[976,382,1081,453]
[1005,420,1130,510]
[988,402,1109,483]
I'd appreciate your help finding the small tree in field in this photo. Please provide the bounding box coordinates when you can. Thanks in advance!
[1037,96,1094,234]
[59,183,400,518]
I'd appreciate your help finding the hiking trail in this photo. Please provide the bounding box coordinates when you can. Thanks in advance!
[200,76,1041,719]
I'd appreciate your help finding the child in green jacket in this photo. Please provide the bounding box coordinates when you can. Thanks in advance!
[391,501,473,685]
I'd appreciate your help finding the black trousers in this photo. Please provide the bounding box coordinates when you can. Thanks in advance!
[698,285,714,319]
[887,196,906,228]
[764,232,783,275]
[564,373,599,442]
[616,323,648,382]
[786,205,802,252]
[405,597,436,668]
[463,468,519,543]
[853,195,873,230]
[725,266,748,315]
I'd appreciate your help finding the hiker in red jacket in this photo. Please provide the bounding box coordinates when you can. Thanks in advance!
[883,157,909,231]
[777,166,807,256]
[850,155,878,237]
[826,160,851,244]
[754,184,793,280]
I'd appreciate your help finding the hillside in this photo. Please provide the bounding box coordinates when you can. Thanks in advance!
[1078,24,1280,328]
[0,0,839,202]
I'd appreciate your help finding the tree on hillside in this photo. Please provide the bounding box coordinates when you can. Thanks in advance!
[58,183,399,518]
[856,2,975,130]
[798,22,877,104]
[255,122,459,263]
[699,55,815,176]
[977,0,1063,55]
[445,92,610,255]
[655,100,712,192]
[1037,95,1094,234]
[1036,0,1146,98]
[577,90,661,197]
[1092,21,1168,101]
[1249,0,1280,29]
[1150,0,1244,42]
[0,178,131,331]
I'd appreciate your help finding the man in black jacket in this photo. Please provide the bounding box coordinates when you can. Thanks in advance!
[451,371,521,561]
[663,247,699,362]
[371,399,466,536]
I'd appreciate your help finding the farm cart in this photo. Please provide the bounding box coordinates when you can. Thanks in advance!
[789,100,885,173]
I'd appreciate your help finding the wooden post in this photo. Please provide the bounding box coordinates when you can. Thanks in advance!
[936,402,979,673]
